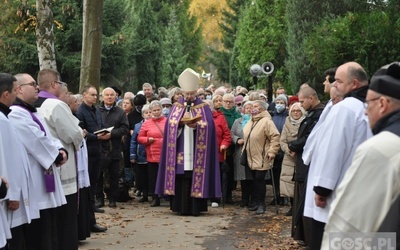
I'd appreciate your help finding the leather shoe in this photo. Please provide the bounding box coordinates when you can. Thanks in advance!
[248,204,258,211]
[150,199,160,207]
[256,205,265,214]
[95,199,105,208]
[109,201,117,208]
[94,207,105,213]
[91,224,107,233]
[139,197,148,203]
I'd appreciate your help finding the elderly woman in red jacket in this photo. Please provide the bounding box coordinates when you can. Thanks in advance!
[205,100,231,204]
[138,100,167,207]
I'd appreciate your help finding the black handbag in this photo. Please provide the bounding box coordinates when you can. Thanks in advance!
[240,120,259,168]
[240,149,248,167]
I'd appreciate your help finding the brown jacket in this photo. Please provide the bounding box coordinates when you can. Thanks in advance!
[243,111,280,171]
[280,116,299,197]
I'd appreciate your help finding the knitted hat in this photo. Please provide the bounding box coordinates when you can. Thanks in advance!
[288,96,299,106]
[275,94,288,104]
[234,95,244,104]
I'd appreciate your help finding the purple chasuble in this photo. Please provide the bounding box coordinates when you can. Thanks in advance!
[155,97,221,198]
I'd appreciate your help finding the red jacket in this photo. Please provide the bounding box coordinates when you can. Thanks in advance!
[137,117,166,163]
[213,110,231,162]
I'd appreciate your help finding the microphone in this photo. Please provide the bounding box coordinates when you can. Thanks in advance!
[186,101,192,112]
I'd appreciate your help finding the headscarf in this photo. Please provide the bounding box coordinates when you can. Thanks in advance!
[288,102,306,126]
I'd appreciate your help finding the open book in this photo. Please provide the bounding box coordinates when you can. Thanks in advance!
[94,126,114,135]
[181,115,202,125]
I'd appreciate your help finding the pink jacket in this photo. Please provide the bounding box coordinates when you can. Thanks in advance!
[137,117,166,163]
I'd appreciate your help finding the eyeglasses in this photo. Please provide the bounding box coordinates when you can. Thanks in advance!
[54,80,68,87]
[291,109,301,113]
[19,81,38,87]
[236,103,242,107]
[363,96,380,109]
[223,100,233,104]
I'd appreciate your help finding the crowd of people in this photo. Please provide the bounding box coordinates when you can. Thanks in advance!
[0,61,399,249]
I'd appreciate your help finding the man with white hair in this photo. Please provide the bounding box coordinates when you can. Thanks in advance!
[123,91,135,100]
[96,87,129,208]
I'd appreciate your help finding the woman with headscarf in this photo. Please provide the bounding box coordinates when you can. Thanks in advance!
[280,102,306,216]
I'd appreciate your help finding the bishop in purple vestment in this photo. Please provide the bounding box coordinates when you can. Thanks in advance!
[155,68,221,216]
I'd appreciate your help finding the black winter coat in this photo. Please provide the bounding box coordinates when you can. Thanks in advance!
[98,102,129,159]
[289,103,325,182]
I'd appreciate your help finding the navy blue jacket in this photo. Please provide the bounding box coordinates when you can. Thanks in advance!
[130,121,147,164]
[76,102,103,156]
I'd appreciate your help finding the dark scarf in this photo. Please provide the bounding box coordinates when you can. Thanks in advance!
[13,97,37,112]
[0,102,11,117]
[372,109,400,136]
[344,85,368,103]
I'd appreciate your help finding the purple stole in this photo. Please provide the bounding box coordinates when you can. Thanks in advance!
[163,102,211,198]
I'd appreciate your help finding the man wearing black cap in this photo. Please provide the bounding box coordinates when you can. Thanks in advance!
[321,62,400,249]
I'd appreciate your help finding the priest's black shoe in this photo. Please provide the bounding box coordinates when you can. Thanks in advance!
[109,201,117,208]
[91,224,107,233]
[94,207,105,213]
[95,199,105,208]
[150,198,160,207]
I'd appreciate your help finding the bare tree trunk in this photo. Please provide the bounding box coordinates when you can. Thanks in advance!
[79,0,103,91]
[36,0,57,70]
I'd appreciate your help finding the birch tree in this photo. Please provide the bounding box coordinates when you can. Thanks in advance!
[36,0,57,69]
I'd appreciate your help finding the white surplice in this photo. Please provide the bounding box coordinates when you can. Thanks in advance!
[9,106,66,210]
[303,97,372,223]
[1,112,40,229]
[0,114,11,247]
[37,98,83,196]
[321,132,400,249]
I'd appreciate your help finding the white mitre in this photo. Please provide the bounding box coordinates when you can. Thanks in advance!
[178,68,200,91]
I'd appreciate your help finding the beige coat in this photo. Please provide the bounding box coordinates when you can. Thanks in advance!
[279,116,299,198]
[243,111,280,171]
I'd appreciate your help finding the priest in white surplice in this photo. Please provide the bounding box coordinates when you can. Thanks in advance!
[302,62,372,250]
[9,73,67,250]
[0,73,41,250]
[33,69,83,250]
[321,62,400,249]
[0,73,16,249]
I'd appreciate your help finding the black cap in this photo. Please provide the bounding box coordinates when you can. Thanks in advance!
[369,62,400,100]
